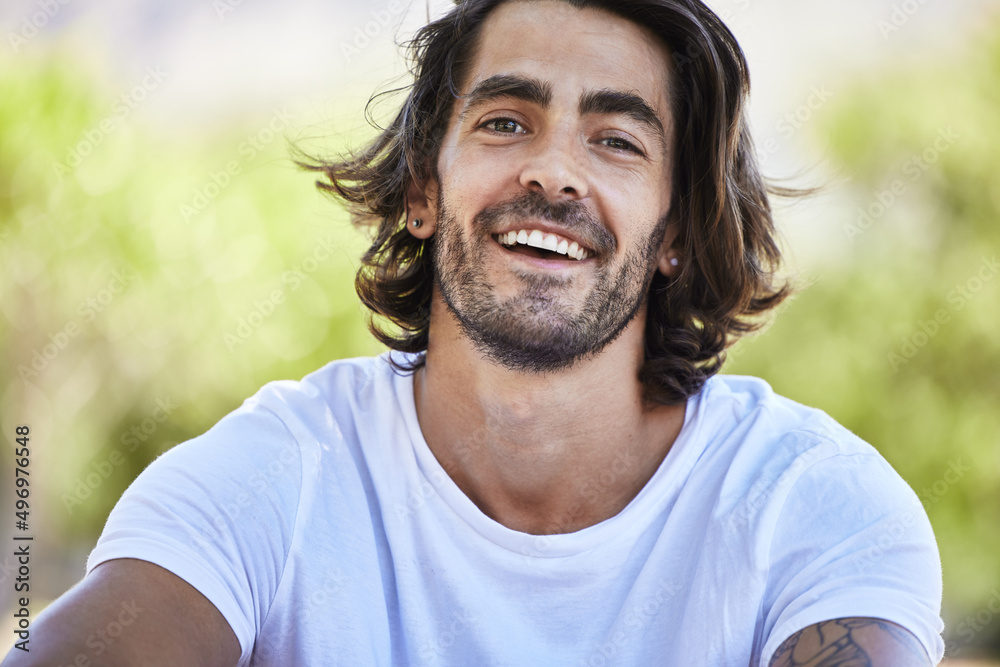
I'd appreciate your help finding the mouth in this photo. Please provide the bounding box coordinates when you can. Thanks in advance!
[493,229,593,262]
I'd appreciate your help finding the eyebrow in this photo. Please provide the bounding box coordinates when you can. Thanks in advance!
[579,88,665,144]
[459,74,553,121]
[459,74,666,147]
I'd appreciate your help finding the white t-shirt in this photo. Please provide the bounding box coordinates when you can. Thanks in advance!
[87,354,944,666]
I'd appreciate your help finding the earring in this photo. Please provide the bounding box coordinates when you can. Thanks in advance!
[670,257,679,267]
[412,218,423,229]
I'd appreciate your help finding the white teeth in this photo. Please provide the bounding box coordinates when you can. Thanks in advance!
[497,229,591,261]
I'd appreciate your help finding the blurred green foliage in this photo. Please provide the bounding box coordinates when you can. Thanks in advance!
[728,21,1000,655]
[0,53,378,547]
[1,16,998,658]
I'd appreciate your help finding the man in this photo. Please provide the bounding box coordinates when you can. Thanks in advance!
[4,1,943,665]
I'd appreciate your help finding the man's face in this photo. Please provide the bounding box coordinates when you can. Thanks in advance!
[425,0,677,372]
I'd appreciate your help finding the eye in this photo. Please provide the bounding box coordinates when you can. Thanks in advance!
[481,117,524,134]
[601,136,643,155]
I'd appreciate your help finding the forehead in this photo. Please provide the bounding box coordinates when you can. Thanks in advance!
[461,0,674,112]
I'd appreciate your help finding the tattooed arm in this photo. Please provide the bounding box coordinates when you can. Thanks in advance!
[767,617,933,667]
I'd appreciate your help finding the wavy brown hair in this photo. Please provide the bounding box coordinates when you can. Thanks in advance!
[300,0,794,405]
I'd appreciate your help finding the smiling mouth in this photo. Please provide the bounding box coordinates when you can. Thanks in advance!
[493,229,592,261]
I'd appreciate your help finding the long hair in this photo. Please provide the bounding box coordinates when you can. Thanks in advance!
[300,0,794,405]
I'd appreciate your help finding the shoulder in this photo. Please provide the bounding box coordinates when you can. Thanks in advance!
[698,374,861,448]
[119,354,407,518]
[219,353,407,445]
[691,375,919,526]
[249,354,397,418]
[694,378,943,664]
[697,374,879,465]
[85,355,410,661]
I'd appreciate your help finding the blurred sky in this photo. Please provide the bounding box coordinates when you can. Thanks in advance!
[3,0,997,272]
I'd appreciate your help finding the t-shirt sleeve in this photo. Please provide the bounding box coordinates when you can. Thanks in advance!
[85,401,303,667]
[757,449,944,666]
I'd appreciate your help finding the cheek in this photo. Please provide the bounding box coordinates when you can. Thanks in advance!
[589,152,669,201]
[608,182,672,249]
[442,146,520,212]
[599,198,670,262]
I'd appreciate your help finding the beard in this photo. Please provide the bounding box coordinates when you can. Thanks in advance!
[432,190,669,373]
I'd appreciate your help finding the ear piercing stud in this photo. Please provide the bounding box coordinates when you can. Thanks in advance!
[670,258,679,267]
[412,219,423,228]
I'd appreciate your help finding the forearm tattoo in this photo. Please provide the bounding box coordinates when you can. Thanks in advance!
[768,617,930,667]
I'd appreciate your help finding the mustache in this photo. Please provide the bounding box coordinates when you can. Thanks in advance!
[472,191,616,254]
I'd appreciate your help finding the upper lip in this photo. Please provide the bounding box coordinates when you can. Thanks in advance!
[492,221,596,253]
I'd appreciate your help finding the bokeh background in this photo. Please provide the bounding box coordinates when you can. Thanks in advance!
[1,0,999,662]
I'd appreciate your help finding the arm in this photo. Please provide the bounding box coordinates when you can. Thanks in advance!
[1,558,241,667]
[757,446,944,664]
[768,617,933,667]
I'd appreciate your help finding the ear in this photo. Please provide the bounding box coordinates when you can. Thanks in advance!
[656,221,682,277]
[405,176,438,240]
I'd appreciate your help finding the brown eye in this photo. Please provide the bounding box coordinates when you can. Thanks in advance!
[603,136,640,153]
[485,118,522,133]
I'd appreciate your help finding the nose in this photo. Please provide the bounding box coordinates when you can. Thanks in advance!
[518,129,589,202]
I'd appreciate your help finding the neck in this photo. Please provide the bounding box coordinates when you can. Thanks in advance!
[413,294,686,535]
